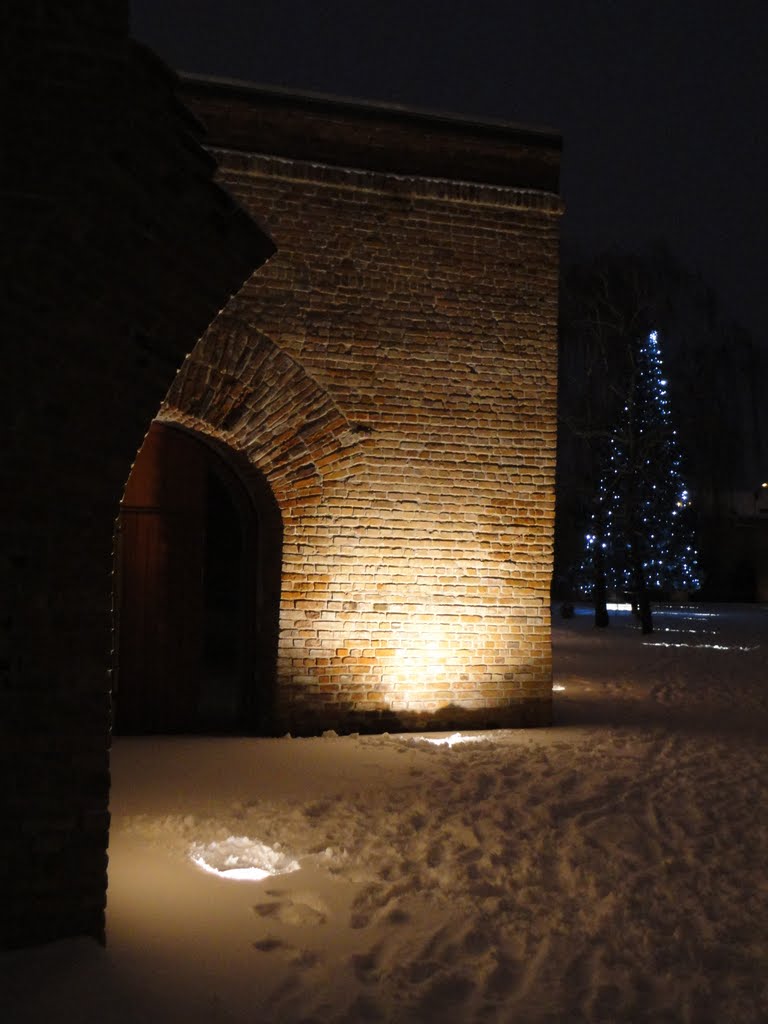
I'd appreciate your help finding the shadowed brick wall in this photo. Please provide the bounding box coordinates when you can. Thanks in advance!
[1,7,272,947]
[164,78,563,733]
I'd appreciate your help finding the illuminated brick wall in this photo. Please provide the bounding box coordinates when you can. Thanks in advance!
[164,80,563,733]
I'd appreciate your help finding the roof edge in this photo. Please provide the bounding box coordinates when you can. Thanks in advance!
[178,71,562,153]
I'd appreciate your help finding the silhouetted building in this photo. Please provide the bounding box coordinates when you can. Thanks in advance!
[2,2,272,948]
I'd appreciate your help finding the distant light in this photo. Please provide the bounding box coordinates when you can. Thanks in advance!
[190,836,300,881]
[552,684,566,692]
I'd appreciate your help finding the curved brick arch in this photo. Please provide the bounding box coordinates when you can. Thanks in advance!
[160,313,369,511]
[157,317,380,732]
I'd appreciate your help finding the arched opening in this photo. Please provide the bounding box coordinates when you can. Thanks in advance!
[113,422,281,734]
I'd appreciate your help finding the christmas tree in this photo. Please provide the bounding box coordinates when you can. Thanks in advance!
[581,330,700,632]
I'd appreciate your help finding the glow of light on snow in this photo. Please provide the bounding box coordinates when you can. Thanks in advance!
[664,610,718,618]
[552,684,566,692]
[189,836,300,881]
[422,732,488,747]
[659,627,716,637]
[642,641,759,652]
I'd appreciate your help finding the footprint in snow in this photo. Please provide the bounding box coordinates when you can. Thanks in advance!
[386,907,410,925]
[426,841,444,868]
[253,936,322,970]
[417,972,474,1013]
[484,954,524,998]
[253,890,329,927]
[349,882,413,929]
[350,946,382,983]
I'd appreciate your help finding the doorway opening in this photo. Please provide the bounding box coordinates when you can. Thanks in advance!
[113,422,281,735]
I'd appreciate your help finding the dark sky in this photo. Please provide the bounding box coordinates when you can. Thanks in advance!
[131,0,768,345]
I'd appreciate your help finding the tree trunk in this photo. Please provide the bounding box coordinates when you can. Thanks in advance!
[630,557,653,634]
[593,544,610,628]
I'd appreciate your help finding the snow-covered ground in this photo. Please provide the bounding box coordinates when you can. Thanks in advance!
[3,604,767,1023]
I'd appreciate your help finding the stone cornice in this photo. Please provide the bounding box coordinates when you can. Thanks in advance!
[212,147,565,216]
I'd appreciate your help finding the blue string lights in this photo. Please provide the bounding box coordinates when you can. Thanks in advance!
[580,330,701,597]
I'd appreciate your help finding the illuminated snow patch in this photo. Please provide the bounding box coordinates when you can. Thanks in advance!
[423,732,487,747]
[659,627,716,636]
[643,641,759,652]
[189,836,300,881]
[553,684,566,692]
[663,610,718,618]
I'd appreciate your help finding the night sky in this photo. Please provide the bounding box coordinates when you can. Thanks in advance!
[131,0,768,346]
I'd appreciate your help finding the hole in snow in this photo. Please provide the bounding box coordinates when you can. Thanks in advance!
[189,836,300,881]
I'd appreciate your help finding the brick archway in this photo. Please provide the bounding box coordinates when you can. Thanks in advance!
[157,320,370,733]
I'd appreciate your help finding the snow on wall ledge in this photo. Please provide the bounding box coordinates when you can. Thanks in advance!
[162,82,562,733]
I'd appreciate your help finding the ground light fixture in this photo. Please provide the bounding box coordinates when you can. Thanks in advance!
[190,836,301,881]
[421,733,489,746]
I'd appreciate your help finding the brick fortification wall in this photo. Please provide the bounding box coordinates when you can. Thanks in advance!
[1,8,271,947]
[168,78,563,733]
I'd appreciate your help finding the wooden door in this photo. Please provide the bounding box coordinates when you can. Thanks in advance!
[114,423,206,733]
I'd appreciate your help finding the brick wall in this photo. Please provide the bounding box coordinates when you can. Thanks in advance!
[166,81,563,733]
[1,8,271,948]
